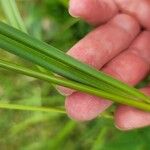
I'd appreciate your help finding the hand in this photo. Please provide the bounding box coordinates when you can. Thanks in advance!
[58,0,150,130]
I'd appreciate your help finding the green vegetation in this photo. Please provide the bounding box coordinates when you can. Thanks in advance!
[0,0,150,149]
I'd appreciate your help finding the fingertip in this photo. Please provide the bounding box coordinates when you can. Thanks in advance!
[69,0,86,18]
[115,88,150,130]
[115,106,136,130]
[65,92,112,121]
[115,106,150,130]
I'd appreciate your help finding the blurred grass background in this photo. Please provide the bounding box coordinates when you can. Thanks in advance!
[0,0,150,149]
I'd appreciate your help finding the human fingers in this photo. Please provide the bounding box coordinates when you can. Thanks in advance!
[102,31,150,86]
[58,14,140,96]
[69,0,118,26]
[65,31,150,121]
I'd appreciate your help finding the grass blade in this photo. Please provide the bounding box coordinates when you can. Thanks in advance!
[0,0,27,33]
[0,33,132,100]
[0,21,149,103]
[1,59,150,111]
[0,103,65,114]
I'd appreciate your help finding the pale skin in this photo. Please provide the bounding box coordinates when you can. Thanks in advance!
[58,0,150,130]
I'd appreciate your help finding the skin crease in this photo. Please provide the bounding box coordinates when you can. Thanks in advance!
[114,0,150,29]
[58,0,150,130]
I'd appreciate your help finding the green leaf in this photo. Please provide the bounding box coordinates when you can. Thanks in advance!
[0,21,149,103]
[0,0,27,33]
[1,59,150,111]
[0,102,65,114]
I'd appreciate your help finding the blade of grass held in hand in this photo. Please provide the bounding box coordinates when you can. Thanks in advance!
[0,22,127,100]
[0,21,148,102]
[0,21,149,102]
[1,59,150,111]
[0,33,132,100]
[0,21,150,103]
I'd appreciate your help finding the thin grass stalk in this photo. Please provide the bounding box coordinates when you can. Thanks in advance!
[0,103,65,114]
[1,59,150,111]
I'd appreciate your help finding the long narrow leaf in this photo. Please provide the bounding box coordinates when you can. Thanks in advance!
[0,33,131,100]
[0,21,149,103]
[0,103,65,114]
[0,59,150,111]
[0,0,27,33]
